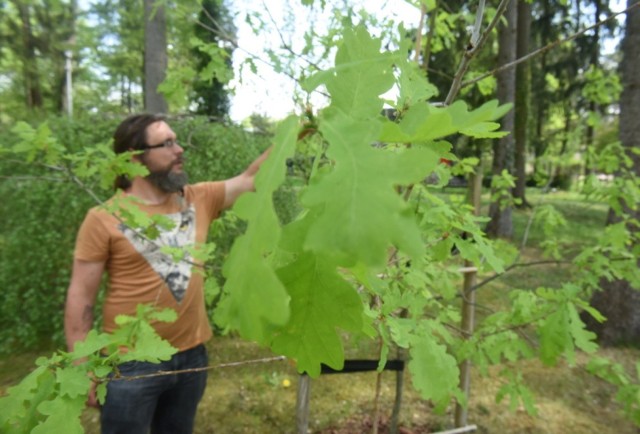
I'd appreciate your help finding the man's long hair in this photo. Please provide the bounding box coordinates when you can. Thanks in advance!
[112,113,166,190]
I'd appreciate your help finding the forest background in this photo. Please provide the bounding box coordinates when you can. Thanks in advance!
[1,0,640,433]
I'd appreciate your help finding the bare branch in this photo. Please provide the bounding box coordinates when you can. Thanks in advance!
[414,3,427,64]
[470,0,486,47]
[260,0,323,71]
[445,0,512,105]
[109,356,287,382]
[470,259,572,293]
[192,0,327,99]
[1,175,65,182]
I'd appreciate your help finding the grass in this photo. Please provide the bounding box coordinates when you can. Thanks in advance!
[1,189,639,433]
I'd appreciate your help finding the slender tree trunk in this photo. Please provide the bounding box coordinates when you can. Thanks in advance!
[486,0,517,238]
[586,0,640,346]
[584,0,602,177]
[14,1,43,110]
[128,78,134,113]
[422,0,438,75]
[548,103,572,190]
[59,1,77,115]
[144,0,168,113]
[513,0,531,208]
[532,0,551,176]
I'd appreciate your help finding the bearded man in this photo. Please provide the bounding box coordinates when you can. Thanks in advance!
[64,114,270,434]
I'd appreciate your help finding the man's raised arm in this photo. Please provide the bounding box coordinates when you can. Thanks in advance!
[222,147,272,209]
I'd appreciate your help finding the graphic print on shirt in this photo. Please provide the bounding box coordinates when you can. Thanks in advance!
[119,206,196,303]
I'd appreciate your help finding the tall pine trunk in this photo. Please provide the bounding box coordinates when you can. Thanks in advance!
[144,0,168,114]
[486,0,517,238]
[513,0,531,208]
[586,0,640,346]
[14,1,43,110]
[584,0,602,178]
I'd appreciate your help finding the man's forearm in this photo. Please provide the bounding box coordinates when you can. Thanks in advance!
[65,297,95,351]
[244,146,272,178]
[64,259,104,352]
[222,147,273,209]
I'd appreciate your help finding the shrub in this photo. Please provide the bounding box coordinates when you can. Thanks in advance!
[0,115,298,353]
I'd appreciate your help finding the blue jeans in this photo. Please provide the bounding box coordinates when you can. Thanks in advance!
[101,344,208,434]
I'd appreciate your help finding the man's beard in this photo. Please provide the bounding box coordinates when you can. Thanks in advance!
[145,163,188,193]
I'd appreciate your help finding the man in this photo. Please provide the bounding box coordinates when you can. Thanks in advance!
[64,113,270,434]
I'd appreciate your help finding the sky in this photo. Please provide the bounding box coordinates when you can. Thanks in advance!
[225,0,628,123]
[226,0,421,122]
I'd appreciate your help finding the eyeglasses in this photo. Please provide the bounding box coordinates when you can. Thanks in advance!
[143,138,179,150]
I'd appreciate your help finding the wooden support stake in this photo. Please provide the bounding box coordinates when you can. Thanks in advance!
[389,348,407,434]
[296,374,311,434]
[454,263,477,427]
[454,169,482,427]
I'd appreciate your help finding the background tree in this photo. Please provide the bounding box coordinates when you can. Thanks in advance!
[90,0,145,112]
[527,0,617,190]
[586,0,640,346]
[11,0,43,111]
[486,0,517,238]
[192,0,235,118]
[143,0,168,113]
[0,0,79,115]
[513,0,531,208]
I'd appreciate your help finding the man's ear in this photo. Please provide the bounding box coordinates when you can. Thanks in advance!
[129,148,144,163]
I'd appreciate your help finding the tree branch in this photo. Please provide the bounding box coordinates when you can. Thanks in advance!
[445,0,510,105]
[109,355,287,382]
[461,2,640,89]
[260,0,323,71]
[414,3,427,64]
[192,0,327,99]
[470,259,573,293]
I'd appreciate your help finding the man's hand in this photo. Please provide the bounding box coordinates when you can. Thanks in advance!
[297,107,317,141]
[87,380,100,409]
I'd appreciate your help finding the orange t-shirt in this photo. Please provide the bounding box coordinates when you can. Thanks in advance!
[74,182,225,351]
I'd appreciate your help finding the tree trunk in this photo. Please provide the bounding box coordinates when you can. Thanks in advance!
[13,1,43,110]
[586,0,640,346]
[513,0,531,208]
[144,0,168,113]
[59,1,78,115]
[531,0,551,177]
[486,0,517,238]
[584,0,602,178]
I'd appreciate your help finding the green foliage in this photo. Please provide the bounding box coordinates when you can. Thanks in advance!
[10,122,66,165]
[3,10,640,433]
[495,370,537,416]
[534,204,568,259]
[0,305,177,433]
[0,116,117,353]
[0,115,280,354]
[210,25,514,402]
[490,169,521,208]
[271,253,364,377]
[215,116,299,342]
[583,65,622,106]
[0,1,82,118]
[190,0,236,118]
[587,357,640,425]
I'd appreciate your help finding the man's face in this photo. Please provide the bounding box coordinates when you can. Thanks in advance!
[139,121,188,193]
